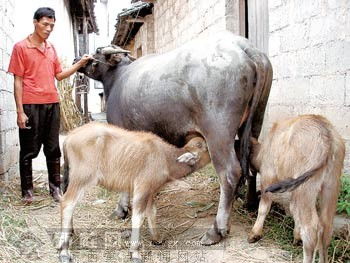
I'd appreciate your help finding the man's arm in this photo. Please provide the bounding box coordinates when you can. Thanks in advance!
[14,75,28,129]
[55,54,92,81]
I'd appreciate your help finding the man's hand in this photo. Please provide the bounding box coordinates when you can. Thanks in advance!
[17,111,29,129]
[77,54,93,68]
[55,54,93,81]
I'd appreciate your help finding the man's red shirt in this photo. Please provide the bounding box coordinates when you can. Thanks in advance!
[8,36,62,104]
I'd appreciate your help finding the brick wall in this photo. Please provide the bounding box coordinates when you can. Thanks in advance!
[266,0,350,172]
[132,0,243,55]
[0,0,19,180]
[153,0,227,53]
[133,14,155,57]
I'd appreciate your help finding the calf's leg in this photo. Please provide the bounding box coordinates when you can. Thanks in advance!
[248,193,272,243]
[318,178,340,263]
[146,197,161,245]
[111,192,130,219]
[291,191,320,263]
[130,191,149,263]
[58,186,85,263]
[293,223,302,245]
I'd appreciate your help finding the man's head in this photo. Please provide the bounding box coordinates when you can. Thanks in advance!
[33,7,56,40]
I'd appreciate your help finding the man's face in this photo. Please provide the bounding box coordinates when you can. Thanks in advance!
[34,16,55,39]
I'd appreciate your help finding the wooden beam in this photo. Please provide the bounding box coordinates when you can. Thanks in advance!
[126,18,145,23]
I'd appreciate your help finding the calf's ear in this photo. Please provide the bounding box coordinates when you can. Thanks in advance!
[177,152,199,166]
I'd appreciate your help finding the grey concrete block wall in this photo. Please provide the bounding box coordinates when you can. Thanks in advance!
[0,0,19,181]
[266,0,350,172]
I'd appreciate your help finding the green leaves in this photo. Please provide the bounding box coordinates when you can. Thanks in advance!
[337,176,350,216]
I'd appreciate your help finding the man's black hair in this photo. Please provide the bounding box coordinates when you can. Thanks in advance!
[33,7,56,21]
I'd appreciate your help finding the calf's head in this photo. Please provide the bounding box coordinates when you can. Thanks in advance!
[177,137,211,170]
[75,45,132,81]
[233,137,262,172]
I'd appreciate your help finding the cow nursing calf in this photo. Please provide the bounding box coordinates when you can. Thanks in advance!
[58,122,210,263]
[248,115,345,263]
[76,30,273,245]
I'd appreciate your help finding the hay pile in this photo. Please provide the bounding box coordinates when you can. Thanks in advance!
[57,76,84,132]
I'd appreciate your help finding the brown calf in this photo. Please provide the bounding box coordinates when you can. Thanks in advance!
[58,122,210,263]
[248,115,345,263]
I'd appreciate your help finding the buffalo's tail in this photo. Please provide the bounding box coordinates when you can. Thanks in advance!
[238,44,273,180]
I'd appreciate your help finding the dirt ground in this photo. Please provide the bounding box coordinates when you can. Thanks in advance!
[0,162,301,263]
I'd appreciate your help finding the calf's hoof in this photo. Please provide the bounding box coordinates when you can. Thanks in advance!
[293,238,302,246]
[200,228,224,246]
[131,258,143,263]
[121,229,132,239]
[59,254,73,263]
[111,206,129,219]
[247,233,262,243]
[151,239,163,246]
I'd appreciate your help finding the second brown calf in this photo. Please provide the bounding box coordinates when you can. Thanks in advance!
[58,122,210,263]
[249,114,345,263]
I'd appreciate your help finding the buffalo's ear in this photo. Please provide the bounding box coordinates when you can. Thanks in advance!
[177,152,199,166]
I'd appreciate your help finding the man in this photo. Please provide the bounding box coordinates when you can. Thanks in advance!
[8,7,92,203]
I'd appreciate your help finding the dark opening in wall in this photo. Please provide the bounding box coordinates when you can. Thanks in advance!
[245,0,249,38]
[137,46,142,57]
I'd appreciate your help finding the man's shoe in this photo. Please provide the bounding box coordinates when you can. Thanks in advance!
[49,183,62,202]
[47,158,62,202]
[22,189,33,204]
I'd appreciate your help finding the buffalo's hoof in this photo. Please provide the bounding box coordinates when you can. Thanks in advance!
[247,233,262,243]
[131,258,143,263]
[200,228,224,246]
[244,198,260,212]
[59,254,73,263]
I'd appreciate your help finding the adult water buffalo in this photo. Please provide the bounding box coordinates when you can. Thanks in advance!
[76,31,272,245]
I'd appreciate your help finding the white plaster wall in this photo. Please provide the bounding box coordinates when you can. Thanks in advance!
[13,0,75,65]
[0,0,18,180]
[88,0,132,113]
[89,0,109,113]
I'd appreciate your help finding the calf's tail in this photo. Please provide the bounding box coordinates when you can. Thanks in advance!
[62,142,70,194]
[265,127,331,193]
[265,169,317,193]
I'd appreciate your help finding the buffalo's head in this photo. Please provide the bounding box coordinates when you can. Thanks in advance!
[74,45,134,81]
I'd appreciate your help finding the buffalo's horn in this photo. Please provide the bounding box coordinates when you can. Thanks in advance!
[101,46,130,55]
[127,54,137,61]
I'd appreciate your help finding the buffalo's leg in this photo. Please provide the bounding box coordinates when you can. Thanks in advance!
[111,192,130,219]
[200,134,242,245]
[245,170,259,210]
